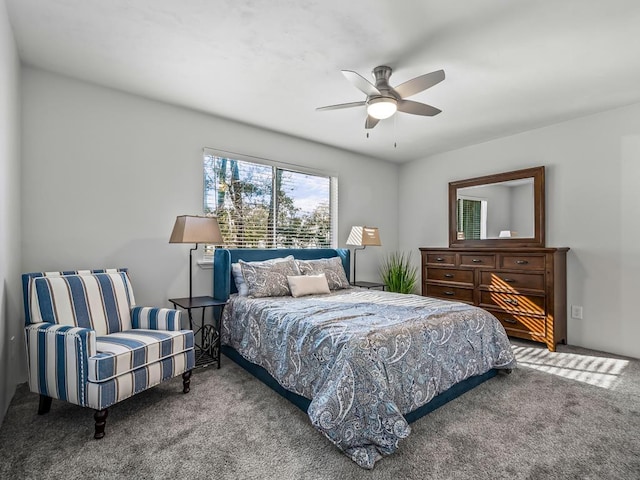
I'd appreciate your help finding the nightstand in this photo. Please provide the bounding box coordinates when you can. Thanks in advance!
[168,296,227,369]
[353,281,386,290]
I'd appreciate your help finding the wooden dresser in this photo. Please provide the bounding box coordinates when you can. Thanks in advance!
[420,247,569,351]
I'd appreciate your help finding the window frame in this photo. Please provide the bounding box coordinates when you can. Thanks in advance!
[203,148,338,249]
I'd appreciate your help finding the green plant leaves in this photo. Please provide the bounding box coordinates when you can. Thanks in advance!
[379,251,418,294]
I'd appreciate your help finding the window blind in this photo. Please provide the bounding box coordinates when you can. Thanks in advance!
[457,198,482,240]
[204,153,335,248]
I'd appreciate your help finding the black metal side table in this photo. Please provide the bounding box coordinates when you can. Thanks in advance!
[168,296,227,369]
[353,281,386,291]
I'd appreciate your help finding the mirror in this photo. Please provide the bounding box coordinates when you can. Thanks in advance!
[449,166,545,247]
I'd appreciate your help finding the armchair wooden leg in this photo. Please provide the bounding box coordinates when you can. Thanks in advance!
[38,395,52,415]
[182,370,192,394]
[94,409,108,439]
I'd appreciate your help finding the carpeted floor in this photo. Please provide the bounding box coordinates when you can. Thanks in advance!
[1,340,639,480]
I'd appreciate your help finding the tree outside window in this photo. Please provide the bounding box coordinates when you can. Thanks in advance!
[204,154,335,248]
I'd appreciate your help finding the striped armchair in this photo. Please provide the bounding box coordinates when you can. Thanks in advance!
[22,268,195,439]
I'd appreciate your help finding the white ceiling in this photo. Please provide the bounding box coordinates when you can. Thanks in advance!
[6,0,640,163]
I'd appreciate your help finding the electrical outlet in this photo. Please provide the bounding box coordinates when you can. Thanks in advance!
[571,305,583,319]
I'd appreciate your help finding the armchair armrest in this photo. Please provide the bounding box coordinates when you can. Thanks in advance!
[24,322,96,407]
[131,307,183,331]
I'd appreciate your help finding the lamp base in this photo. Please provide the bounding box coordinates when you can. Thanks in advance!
[351,246,366,285]
[189,244,198,299]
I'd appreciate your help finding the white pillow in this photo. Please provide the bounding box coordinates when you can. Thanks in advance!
[231,263,249,296]
[232,255,297,296]
[287,273,331,298]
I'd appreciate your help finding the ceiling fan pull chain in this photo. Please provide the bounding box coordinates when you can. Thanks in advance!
[394,114,397,148]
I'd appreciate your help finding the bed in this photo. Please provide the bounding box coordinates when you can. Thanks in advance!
[213,248,516,469]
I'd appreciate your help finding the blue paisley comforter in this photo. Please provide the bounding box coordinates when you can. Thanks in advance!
[221,289,516,469]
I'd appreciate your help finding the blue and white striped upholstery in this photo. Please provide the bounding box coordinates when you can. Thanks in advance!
[89,329,194,382]
[131,307,182,331]
[24,323,96,407]
[29,272,135,335]
[22,268,130,325]
[22,268,195,411]
[86,351,193,410]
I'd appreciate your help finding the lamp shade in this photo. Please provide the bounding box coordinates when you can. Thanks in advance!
[345,226,381,247]
[169,215,223,244]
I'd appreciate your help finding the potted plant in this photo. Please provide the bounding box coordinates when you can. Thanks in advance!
[379,251,418,294]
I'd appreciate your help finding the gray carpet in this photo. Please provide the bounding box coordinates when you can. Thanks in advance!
[1,340,639,480]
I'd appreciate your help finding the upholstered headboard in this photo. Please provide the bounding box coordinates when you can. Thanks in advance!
[212,248,350,300]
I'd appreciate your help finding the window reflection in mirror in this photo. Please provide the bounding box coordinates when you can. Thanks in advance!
[456,178,534,240]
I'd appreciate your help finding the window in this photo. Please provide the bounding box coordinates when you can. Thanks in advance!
[457,197,487,240]
[204,151,336,248]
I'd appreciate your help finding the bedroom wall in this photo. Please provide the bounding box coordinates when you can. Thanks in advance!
[0,0,22,426]
[21,66,398,308]
[399,102,640,359]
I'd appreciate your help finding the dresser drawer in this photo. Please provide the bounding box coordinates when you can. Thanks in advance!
[460,254,496,268]
[426,284,474,303]
[479,291,545,315]
[425,253,455,267]
[427,268,474,286]
[479,271,545,292]
[489,310,547,338]
[499,254,545,271]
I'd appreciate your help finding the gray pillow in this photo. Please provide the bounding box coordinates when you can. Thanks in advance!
[296,257,350,290]
[239,258,300,297]
[231,255,296,296]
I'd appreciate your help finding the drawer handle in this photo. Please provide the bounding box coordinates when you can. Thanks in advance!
[505,298,519,306]
[503,317,518,324]
[515,260,529,265]
[503,278,516,283]
[472,259,482,263]
[444,291,455,296]
[436,257,445,262]
[444,274,454,278]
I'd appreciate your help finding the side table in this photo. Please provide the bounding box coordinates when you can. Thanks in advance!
[168,296,227,369]
[353,281,386,291]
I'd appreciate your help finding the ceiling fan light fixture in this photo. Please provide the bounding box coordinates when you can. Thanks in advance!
[367,97,397,120]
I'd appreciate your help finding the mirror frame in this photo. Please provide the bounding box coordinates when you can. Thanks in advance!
[448,166,545,248]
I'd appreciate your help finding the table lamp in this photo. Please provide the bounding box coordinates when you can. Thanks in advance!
[345,226,381,284]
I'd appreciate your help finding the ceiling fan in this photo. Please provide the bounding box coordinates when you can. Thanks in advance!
[317,66,445,129]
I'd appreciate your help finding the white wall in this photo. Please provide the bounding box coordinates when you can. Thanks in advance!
[21,67,398,308]
[510,183,534,237]
[0,0,22,426]
[399,102,640,359]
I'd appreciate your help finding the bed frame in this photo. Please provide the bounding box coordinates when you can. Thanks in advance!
[213,248,497,423]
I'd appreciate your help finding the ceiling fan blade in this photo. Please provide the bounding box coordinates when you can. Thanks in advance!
[316,101,367,111]
[394,69,445,99]
[342,70,381,97]
[365,115,380,129]
[397,99,442,116]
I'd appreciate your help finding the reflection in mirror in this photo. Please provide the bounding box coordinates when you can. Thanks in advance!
[456,178,534,240]
[448,166,545,248]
